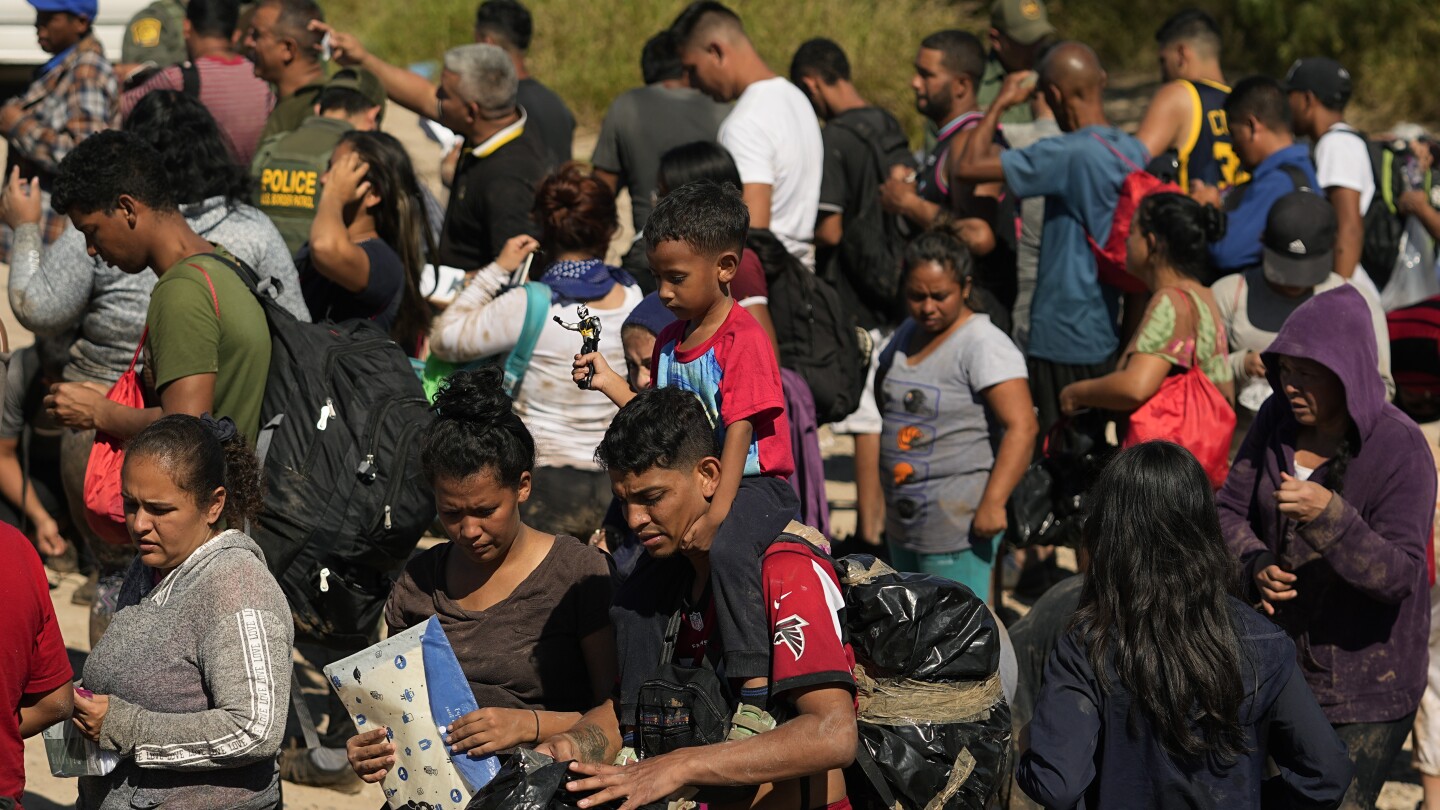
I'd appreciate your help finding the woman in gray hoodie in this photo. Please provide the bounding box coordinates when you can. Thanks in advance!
[70,414,292,810]
[3,90,309,617]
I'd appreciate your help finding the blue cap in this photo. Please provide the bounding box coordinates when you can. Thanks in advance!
[28,0,97,17]
[622,292,678,337]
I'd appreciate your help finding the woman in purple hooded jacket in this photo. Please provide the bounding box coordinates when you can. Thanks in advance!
[1218,284,1436,809]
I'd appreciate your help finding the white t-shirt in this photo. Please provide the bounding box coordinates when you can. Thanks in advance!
[1315,123,1379,290]
[429,264,643,470]
[1315,123,1375,213]
[718,76,823,267]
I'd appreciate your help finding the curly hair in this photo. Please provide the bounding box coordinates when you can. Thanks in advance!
[123,414,265,530]
[422,365,534,487]
[124,90,252,205]
[532,162,618,260]
[52,130,176,216]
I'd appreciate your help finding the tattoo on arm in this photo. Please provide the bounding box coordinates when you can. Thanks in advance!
[566,722,612,764]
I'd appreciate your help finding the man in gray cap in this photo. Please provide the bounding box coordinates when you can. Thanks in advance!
[977,0,1056,125]
[1212,190,1392,429]
[1286,56,1378,295]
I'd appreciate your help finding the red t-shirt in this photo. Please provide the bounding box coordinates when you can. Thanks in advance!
[1,523,73,804]
[732,249,769,305]
[651,301,794,478]
[763,544,855,697]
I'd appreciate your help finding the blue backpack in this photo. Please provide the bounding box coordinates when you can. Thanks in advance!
[418,281,551,401]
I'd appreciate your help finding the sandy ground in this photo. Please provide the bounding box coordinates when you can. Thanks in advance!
[7,98,1436,810]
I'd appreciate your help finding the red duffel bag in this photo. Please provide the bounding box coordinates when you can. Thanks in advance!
[83,330,146,545]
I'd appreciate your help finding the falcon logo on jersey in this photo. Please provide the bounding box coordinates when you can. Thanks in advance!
[774,614,809,660]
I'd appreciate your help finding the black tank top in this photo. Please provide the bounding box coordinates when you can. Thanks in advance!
[1178,79,1249,189]
[916,111,985,206]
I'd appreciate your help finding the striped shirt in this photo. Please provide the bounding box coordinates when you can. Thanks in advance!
[121,54,276,165]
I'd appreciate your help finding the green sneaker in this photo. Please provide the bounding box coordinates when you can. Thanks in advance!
[726,703,776,741]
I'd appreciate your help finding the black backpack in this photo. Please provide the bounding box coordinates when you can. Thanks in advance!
[750,230,868,424]
[825,114,911,326]
[221,255,435,649]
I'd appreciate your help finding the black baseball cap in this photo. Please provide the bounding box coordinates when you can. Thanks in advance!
[1284,57,1353,109]
[1262,191,1336,288]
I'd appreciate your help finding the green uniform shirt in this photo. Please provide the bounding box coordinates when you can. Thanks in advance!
[146,247,272,446]
[977,54,1035,126]
[258,81,326,144]
[121,0,188,68]
[250,115,353,255]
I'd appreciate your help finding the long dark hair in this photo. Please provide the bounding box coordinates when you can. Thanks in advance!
[1134,192,1227,285]
[1076,441,1249,765]
[336,130,435,356]
[124,90,251,205]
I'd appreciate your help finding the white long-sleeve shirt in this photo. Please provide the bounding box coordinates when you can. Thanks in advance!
[431,264,641,469]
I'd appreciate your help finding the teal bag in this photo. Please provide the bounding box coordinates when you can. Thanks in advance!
[420,281,551,401]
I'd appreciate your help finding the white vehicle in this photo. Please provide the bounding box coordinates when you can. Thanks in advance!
[0,0,151,91]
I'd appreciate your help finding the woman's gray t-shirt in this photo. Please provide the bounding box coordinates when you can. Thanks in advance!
[879,313,1028,554]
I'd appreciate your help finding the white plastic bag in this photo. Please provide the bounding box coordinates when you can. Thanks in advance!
[41,717,119,777]
[1380,215,1440,312]
[324,616,499,809]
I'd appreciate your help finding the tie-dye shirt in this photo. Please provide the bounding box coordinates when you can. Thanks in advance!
[651,301,793,478]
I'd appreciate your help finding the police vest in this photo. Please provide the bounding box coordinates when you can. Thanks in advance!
[251,118,351,256]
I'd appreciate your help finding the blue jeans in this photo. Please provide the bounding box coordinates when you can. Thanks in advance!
[887,534,997,603]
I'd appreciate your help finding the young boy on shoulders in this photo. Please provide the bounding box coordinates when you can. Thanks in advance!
[576,180,794,726]
[577,179,793,546]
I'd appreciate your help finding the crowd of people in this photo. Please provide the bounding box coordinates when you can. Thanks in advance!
[4,0,1440,808]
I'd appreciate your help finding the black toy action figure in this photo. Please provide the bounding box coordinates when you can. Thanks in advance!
[555,304,602,389]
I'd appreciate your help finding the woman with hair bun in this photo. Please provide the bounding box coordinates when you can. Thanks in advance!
[344,367,619,782]
[71,413,294,810]
[1059,192,1235,419]
[430,162,641,538]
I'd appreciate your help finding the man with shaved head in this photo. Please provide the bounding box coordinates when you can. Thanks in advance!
[954,42,1149,434]
[670,1,823,267]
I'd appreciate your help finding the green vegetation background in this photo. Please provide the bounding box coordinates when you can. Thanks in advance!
[325,0,1439,142]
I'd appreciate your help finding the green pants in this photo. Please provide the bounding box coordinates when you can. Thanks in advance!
[887,534,996,604]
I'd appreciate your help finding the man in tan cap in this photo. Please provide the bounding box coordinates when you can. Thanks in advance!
[977,0,1056,125]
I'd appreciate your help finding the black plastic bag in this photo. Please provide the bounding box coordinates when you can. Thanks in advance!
[851,704,1012,810]
[835,555,1011,810]
[1006,415,1112,549]
[838,556,999,682]
[465,752,664,810]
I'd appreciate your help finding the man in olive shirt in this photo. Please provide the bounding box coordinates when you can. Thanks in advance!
[44,131,271,447]
[976,0,1055,126]
[245,0,327,142]
[251,68,386,255]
